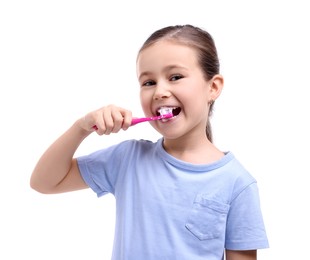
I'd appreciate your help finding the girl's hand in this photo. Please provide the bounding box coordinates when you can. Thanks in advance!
[79,105,132,135]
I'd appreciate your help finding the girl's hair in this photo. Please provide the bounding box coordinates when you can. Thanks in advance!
[138,24,220,142]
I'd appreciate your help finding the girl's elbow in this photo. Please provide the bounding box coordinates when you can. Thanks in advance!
[29,177,54,194]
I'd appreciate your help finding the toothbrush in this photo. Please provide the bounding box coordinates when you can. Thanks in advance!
[131,112,173,126]
[92,112,173,130]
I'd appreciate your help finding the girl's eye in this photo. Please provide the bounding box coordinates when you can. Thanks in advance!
[170,74,183,81]
[142,80,156,87]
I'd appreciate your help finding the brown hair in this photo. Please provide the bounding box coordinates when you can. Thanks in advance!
[138,24,220,142]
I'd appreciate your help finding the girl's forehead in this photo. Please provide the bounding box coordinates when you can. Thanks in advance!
[136,41,199,76]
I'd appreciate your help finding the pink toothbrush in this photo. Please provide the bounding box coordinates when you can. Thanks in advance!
[131,112,173,126]
[92,112,173,130]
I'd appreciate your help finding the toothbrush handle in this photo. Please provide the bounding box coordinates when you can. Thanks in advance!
[92,117,149,130]
[131,117,151,126]
[93,114,172,129]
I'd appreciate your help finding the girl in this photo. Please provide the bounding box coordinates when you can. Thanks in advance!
[31,24,269,260]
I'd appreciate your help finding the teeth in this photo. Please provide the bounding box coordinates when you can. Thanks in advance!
[158,107,174,116]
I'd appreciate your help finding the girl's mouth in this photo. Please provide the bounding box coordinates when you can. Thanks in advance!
[157,106,181,117]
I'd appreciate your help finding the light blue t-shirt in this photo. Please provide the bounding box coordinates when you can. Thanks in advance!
[77,138,269,260]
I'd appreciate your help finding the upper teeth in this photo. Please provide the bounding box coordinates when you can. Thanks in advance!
[158,107,173,116]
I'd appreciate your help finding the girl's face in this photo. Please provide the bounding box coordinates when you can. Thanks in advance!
[137,40,221,140]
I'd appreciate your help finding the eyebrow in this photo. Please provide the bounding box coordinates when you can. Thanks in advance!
[138,65,188,81]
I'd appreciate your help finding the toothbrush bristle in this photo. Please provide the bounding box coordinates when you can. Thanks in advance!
[159,107,173,116]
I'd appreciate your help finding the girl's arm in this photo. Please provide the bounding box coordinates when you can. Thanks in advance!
[225,250,257,260]
[30,105,132,194]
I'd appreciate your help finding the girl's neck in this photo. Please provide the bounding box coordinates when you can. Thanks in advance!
[162,135,224,164]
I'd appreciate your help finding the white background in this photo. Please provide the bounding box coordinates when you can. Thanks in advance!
[1,0,309,259]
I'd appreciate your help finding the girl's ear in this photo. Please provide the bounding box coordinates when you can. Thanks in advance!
[208,74,224,101]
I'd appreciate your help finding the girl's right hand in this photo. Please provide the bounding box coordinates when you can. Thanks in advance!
[79,104,132,135]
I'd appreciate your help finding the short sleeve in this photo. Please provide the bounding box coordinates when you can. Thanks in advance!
[77,141,133,197]
[225,182,269,250]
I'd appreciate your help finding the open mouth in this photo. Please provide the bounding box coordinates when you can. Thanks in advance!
[157,107,181,117]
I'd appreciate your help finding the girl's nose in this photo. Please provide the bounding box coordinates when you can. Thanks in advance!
[153,84,171,100]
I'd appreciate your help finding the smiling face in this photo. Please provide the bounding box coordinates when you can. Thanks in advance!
[137,40,222,141]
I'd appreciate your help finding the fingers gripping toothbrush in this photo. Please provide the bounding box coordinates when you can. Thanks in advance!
[92,108,174,130]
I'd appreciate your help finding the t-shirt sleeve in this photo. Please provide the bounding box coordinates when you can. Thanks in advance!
[76,141,132,197]
[225,182,269,250]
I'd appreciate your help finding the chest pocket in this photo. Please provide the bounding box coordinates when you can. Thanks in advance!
[185,194,230,240]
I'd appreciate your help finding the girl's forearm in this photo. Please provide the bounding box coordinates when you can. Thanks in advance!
[30,105,132,193]
[30,120,91,193]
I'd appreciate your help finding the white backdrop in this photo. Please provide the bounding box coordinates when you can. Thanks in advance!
[1,1,309,259]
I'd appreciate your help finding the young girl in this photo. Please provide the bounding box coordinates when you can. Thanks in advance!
[30,24,269,260]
